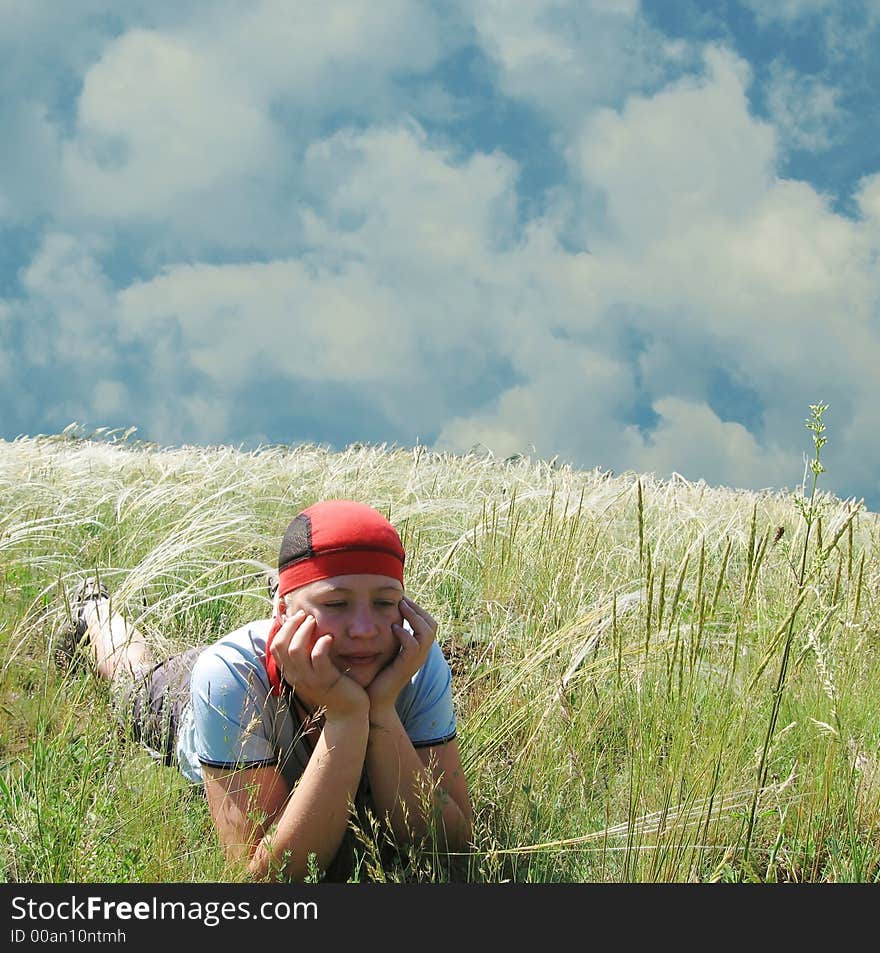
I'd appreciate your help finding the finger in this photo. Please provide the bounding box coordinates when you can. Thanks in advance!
[399,597,437,637]
[289,613,320,657]
[270,609,306,660]
[391,620,420,654]
[310,633,341,679]
[400,595,435,624]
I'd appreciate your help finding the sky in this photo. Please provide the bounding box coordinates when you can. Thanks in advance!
[2,0,879,508]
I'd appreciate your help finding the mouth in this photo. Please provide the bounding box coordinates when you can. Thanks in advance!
[339,653,381,667]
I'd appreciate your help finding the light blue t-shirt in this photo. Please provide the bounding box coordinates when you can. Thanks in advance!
[174,618,457,786]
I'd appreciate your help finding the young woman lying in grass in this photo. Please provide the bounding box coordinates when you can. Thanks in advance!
[66,499,473,881]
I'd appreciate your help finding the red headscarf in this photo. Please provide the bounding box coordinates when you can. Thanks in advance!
[264,499,405,695]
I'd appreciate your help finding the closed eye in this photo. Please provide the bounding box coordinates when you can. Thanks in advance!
[321,599,399,609]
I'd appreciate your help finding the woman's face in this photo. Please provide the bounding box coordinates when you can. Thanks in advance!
[284,573,404,686]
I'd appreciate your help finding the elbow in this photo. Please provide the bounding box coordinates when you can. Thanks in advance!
[244,846,272,882]
[245,838,292,883]
[246,841,310,884]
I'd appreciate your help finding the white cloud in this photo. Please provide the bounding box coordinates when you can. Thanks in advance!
[620,397,793,491]
[173,393,232,447]
[193,0,449,107]
[60,29,285,227]
[13,45,880,504]
[764,60,842,153]
[19,233,117,365]
[113,122,523,436]
[435,340,636,463]
[431,44,880,502]
[0,232,137,433]
[117,258,411,388]
[856,172,880,223]
[300,123,519,277]
[468,0,689,125]
[54,3,453,248]
[92,379,128,417]
[3,5,880,508]
[574,48,775,247]
[741,0,880,65]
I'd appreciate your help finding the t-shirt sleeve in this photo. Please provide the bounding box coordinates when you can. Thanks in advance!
[397,641,458,748]
[189,640,278,769]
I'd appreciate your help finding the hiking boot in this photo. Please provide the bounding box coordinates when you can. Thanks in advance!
[54,576,109,671]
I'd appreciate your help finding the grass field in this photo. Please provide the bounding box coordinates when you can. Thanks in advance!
[2,417,879,882]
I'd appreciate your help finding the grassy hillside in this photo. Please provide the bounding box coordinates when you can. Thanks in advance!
[2,421,879,882]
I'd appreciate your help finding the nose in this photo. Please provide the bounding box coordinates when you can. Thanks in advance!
[347,602,380,638]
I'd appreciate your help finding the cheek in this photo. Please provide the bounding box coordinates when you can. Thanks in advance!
[382,612,402,648]
[309,609,337,634]
[287,599,333,634]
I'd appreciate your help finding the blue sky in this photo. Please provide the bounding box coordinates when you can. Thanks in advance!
[2,0,879,508]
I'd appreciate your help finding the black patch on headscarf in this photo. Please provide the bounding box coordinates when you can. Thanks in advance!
[278,513,314,570]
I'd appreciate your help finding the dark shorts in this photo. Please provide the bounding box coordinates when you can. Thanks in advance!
[114,646,203,766]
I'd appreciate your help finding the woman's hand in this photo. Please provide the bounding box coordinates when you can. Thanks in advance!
[270,609,369,720]
[366,596,437,716]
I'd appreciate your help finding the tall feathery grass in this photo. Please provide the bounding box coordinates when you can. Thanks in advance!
[1,415,879,883]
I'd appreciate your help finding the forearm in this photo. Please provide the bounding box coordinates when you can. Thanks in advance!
[365,709,470,851]
[249,713,369,881]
